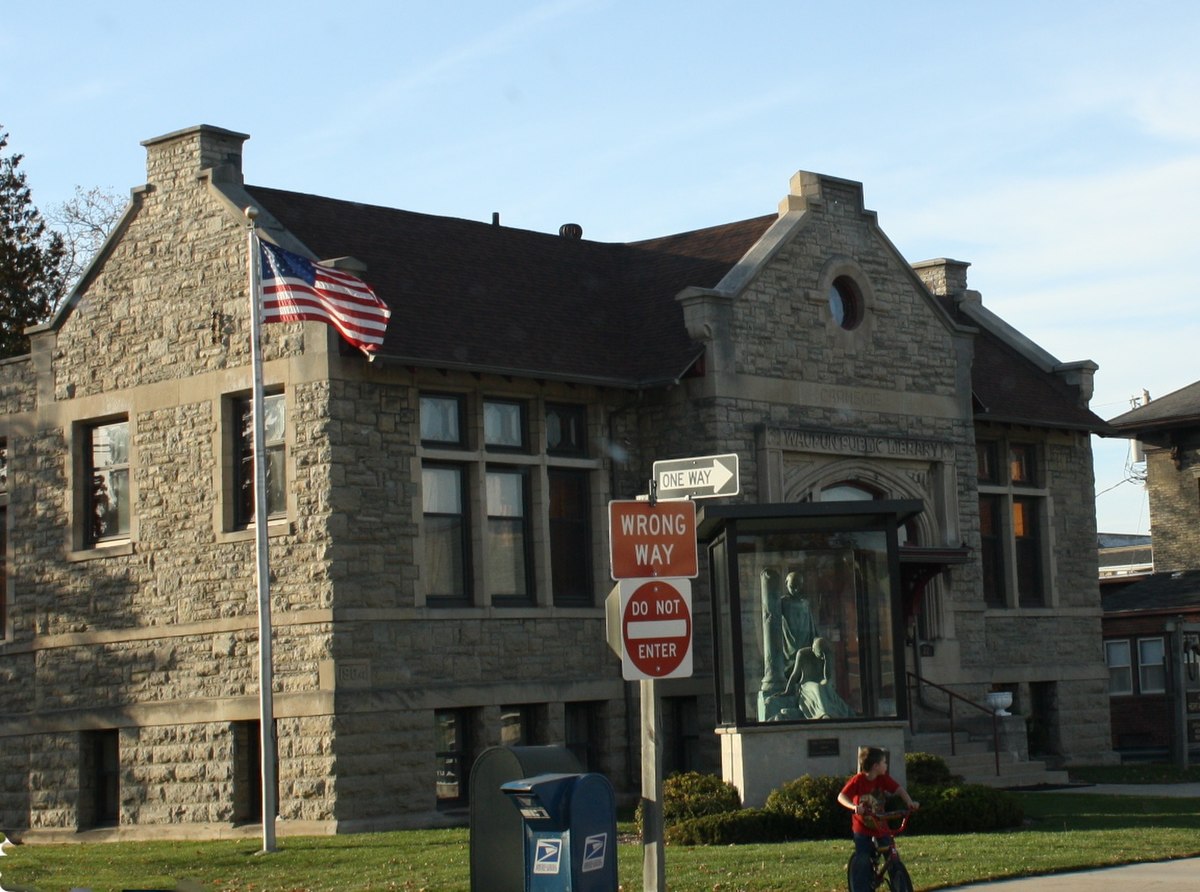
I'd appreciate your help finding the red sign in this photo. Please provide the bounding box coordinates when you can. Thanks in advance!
[608,500,698,579]
[620,578,693,680]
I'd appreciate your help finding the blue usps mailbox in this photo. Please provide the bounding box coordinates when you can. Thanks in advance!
[500,773,618,892]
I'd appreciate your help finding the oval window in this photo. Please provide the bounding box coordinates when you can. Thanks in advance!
[829,276,864,330]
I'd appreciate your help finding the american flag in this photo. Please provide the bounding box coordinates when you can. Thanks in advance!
[259,240,391,355]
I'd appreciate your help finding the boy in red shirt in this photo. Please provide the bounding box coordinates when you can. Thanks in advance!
[838,746,918,892]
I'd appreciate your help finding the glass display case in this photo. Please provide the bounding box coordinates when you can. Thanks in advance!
[700,501,920,727]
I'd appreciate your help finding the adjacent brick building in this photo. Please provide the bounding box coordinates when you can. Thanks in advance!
[1105,387,1200,754]
[0,125,1114,840]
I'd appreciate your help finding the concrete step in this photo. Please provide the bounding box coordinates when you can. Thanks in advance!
[908,731,1069,789]
[909,732,990,757]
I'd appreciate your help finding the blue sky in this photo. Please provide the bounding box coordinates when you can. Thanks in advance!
[6,0,1199,534]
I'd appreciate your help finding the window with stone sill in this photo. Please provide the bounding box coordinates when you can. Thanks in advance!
[977,437,1049,608]
[82,418,130,548]
[419,393,596,607]
[231,392,286,529]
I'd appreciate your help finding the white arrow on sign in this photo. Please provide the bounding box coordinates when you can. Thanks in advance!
[653,453,740,500]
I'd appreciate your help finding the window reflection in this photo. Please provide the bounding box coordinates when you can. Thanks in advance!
[88,420,129,544]
[730,530,894,724]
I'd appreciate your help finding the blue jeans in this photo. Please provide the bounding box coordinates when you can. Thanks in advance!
[851,833,890,892]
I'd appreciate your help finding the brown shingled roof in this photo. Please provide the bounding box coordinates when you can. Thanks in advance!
[246,185,1106,433]
[1108,379,1200,437]
[970,331,1107,431]
[246,185,773,387]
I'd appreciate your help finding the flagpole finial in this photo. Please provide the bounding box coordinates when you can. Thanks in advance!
[244,205,259,222]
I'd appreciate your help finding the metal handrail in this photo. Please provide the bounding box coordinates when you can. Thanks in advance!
[906,672,1001,777]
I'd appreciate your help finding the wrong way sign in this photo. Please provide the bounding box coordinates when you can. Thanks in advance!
[619,578,692,680]
[608,499,698,579]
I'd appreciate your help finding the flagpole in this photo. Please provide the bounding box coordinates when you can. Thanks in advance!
[245,208,278,853]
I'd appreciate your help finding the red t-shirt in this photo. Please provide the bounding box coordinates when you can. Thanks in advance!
[841,772,900,836]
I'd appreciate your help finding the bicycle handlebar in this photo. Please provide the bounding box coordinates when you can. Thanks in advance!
[865,808,914,834]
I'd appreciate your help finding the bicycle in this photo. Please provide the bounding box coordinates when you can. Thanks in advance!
[846,809,915,892]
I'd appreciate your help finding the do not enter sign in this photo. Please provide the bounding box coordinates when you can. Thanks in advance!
[619,578,693,680]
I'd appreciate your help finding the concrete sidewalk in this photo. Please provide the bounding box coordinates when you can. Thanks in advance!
[947,856,1200,891]
[946,783,1199,891]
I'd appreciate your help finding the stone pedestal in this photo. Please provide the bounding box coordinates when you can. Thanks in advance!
[996,713,1029,761]
[717,721,907,807]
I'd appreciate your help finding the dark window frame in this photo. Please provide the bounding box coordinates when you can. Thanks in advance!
[420,393,467,447]
[418,391,598,609]
[977,436,1048,609]
[486,465,534,605]
[549,468,593,606]
[483,398,528,452]
[545,403,588,457]
[422,462,472,606]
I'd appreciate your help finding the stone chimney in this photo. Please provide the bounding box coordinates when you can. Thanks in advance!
[911,258,971,298]
[140,125,249,192]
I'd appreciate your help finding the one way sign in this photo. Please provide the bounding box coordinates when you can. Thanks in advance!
[653,453,740,500]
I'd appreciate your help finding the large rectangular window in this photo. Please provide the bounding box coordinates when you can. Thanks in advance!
[979,494,1005,608]
[977,436,1049,608]
[486,468,531,602]
[1013,496,1044,607]
[418,392,596,607]
[423,465,469,603]
[86,419,130,545]
[549,468,592,605]
[234,393,286,527]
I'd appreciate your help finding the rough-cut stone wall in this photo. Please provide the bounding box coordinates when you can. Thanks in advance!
[0,356,35,415]
[0,126,342,836]
[1145,443,1200,571]
[655,175,1109,768]
[0,136,1115,837]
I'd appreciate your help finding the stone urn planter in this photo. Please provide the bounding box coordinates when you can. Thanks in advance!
[985,691,1013,716]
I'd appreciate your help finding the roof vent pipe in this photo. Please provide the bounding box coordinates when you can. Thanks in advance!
[492,212,500,226]
[559,223,583,239]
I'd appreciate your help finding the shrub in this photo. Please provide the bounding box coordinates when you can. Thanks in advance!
[907,782,1024,834]
[635,771,742,834]
[763,774,847,839]
[665,808,805,845]
[904,752,962,787]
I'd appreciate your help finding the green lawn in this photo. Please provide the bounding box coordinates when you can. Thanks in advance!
[2,787,1198,892]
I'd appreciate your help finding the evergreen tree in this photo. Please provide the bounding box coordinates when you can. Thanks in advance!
[0,126,65,358]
